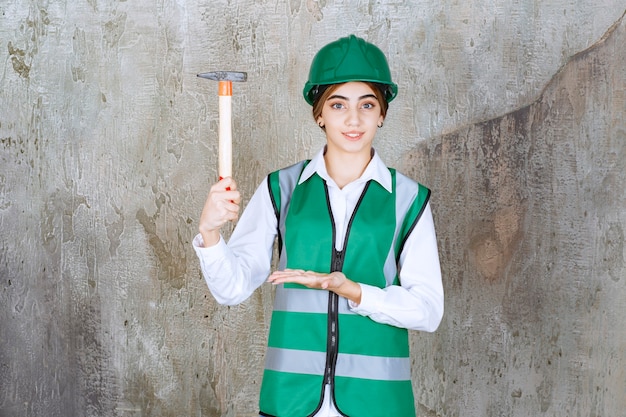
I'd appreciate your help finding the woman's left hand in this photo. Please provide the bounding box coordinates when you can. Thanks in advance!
[268,269,362,305]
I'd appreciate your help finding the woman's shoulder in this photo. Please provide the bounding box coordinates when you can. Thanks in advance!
[268,160,309,183]
[277,160,309,174]
[393,170,430,194]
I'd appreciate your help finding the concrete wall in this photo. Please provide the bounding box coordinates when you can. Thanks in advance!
[1,1,624,416]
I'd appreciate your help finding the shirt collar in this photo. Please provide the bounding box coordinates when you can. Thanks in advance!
[299,146,392,193]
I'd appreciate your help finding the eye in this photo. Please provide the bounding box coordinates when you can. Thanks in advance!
[329,102,345,110]
[361,101,377,110]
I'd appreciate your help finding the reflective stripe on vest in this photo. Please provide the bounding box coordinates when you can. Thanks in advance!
[261,163,430,417]
[264,347,411,381]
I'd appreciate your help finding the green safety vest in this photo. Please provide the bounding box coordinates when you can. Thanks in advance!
[259,161,430,417]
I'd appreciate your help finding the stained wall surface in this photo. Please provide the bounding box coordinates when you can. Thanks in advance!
[1,1,625,416]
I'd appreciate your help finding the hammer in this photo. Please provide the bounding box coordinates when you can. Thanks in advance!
[197,71,247,180]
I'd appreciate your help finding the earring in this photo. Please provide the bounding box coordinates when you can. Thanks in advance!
[319,122,325,128]
[378,122,383,128]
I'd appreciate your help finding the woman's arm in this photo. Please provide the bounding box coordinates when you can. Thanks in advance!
[351,203,444,331]
[267,203,444,332]
[193,177,278,305]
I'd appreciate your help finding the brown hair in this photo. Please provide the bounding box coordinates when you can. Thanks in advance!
[312,82,389,128]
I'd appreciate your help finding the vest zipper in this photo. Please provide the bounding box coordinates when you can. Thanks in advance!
[322,181,343,403]
[325,293,339,385]
[322,181,369,415]
[325,249,344,386]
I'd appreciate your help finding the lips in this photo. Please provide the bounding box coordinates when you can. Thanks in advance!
[343,131,364,141]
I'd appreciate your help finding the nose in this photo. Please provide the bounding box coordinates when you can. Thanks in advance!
[345,107,360,126]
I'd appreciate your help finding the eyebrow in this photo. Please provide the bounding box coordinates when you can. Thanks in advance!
[327,94,378,101]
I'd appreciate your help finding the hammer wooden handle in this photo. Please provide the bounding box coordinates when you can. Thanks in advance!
[218,80,232,179]
[197,71,246,180]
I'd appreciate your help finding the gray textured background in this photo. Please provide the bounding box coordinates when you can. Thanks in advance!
[1,1,625,416]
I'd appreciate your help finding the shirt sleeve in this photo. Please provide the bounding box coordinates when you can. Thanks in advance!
[192,177,277,305]
[348,203,444,332]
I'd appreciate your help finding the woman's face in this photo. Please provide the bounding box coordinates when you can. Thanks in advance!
[316,82,384,157]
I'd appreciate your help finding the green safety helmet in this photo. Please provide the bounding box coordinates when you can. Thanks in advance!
[303,34,398,105]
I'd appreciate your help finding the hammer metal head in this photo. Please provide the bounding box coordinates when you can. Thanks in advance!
[197,71,247,82]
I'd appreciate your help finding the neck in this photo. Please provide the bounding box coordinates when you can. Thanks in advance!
[324,148,373,189]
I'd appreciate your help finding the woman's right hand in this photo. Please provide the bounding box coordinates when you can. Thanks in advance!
[198,177,241,247]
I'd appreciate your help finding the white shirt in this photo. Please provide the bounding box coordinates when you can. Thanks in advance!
[193,148,444,416]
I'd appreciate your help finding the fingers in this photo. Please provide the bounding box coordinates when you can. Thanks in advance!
[198,177,241,235]
[268,269,332,289]
[268,270,359,303]
[211,177,240,199]
[217,177,238,193]
[268,269,308,284]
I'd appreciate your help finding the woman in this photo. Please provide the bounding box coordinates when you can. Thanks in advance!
[193,34,444,417]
